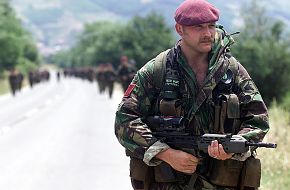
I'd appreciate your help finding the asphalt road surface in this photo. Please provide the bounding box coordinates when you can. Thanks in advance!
[0,75,131,190]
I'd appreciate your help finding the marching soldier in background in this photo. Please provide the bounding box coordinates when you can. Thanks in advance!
[28,70,35,88]
[8,68,23,96]
[16,72,24,91]
[103,62,117,99]
[96,64,107,94]
[117,55,137,92]
[56,70,61,82]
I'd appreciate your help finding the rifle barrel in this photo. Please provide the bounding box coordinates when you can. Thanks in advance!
[246,142,277,148]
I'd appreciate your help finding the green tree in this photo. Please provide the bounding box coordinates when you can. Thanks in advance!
[119,11,174,68]
[232,0,290,105]
[68,21,123,68]
[51,12,175,70]
[0,0,22,71]
[0,0,40,74]
[0,33,22,70]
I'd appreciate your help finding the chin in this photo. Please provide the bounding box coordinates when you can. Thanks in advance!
[201,45,212,53]
[191,43,211,53]
[200,48,212,53]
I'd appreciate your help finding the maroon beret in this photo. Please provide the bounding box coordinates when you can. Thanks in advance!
[175,0,220,26]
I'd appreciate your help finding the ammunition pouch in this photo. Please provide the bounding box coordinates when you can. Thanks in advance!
[129,156,186,190]
[206,156,261,189]
[241,156,261,188]
[154,162,183,182]
[207,158,243,187]
[214,93,240,134]
[130,157,150,182]
[159,99,182,116]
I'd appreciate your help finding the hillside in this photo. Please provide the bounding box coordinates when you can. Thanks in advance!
[10,0,290,55]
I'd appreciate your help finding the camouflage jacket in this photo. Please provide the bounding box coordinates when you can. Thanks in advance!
[114,27,269,166]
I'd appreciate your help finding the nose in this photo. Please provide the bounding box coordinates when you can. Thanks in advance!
[203,26,212,37]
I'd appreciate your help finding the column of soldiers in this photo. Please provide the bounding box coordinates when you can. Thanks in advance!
[63,67,95,82]
[95,55,136,99]
[28,69,50,88]
[8,55,137,98]
[8,68,51,96]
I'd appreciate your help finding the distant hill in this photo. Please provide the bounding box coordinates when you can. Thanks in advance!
[10,0,290,55]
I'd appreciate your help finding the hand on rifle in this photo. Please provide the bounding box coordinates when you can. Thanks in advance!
[156,148,199,174]
[208,140,234,160]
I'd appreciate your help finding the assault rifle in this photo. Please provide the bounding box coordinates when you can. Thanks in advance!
[147,116,277,155]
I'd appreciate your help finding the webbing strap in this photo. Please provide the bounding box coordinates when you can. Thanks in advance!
[185,173,198,190]
[153,49,170,92]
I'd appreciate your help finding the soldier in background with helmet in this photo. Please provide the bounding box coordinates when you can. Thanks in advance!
[114,0,270,189]
[117,55,137,92]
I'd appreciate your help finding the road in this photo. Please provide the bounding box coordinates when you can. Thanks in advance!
[0,74,131,190]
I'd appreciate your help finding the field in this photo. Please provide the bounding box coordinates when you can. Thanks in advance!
[0,78,9,95]
[259,104,290,189]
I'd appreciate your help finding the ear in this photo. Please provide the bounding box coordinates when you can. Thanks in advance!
[175,23,183,36]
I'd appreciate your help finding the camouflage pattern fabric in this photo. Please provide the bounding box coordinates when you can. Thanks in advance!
[115,26,269,190]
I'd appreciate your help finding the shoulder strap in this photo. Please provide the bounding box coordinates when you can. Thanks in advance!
[153,49,170,92]
[228,55,239,77]
[227,54,240,93]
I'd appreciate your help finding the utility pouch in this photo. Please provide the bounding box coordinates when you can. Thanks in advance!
[154,162,182,182]
[129,157,155,190]
[130,158,183,183]
[159,99,181,116]
[207,159,244,187]
[227,94,240,118]
[130,157,149,181]
[241,156,261,188]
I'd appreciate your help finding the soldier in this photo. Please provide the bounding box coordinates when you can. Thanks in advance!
[56,70,61,82]
[96,64,107,94]
[16,71,24,91]
[28,70,35,87]
[115,0,270,190]
[103,62,117,99]
[117,55,136,92]
[8,68,19,96]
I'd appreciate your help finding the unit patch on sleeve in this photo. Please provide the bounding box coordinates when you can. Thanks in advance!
[124,83,136,97]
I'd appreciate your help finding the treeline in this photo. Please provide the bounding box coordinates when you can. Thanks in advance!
[47,12,175,69]
[50,2,290,107]
[0,0,40,76]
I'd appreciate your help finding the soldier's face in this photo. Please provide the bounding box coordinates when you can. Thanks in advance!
[120,56,128,64]
[176,22,216,53]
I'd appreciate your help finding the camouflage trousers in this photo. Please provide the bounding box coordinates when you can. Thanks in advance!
[131,177,257,190]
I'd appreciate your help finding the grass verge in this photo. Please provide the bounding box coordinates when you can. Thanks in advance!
[259,103,290,190]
